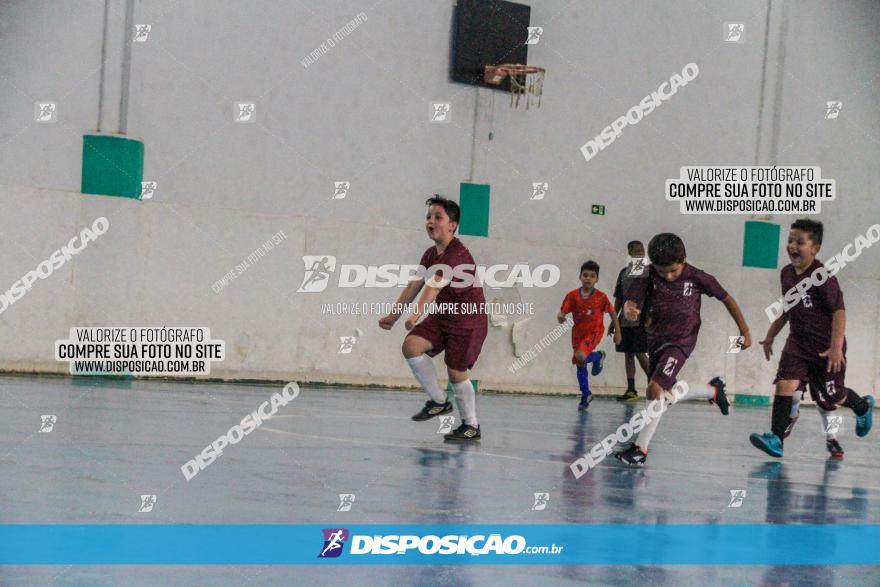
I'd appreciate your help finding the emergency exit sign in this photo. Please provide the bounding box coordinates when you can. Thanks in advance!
[591,204,605,215]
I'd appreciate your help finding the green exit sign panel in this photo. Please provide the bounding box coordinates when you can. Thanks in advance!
[591,204,605,215]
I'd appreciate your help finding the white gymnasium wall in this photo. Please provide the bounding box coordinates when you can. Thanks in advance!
[0,0,878,396]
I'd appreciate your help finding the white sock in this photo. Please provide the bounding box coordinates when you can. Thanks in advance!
[451,379,478,426]
[818,407,837,440]
[677,383,715,401]
[406,355,447,403]
[636,399,664,449]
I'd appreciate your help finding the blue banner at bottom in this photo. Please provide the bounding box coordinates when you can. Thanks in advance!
[0,524,877,565]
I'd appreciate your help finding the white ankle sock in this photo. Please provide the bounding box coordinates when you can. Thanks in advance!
[677,383,715,401]
[406,355,447,403]
[637,399,664,449]
[451,379,478,426]
[818,407,837,440]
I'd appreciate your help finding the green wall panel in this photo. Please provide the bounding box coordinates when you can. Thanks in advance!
[742,220,780,269]
[458,183,490,237]
[81,134,144,198]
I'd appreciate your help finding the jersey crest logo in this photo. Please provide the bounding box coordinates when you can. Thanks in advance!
[683,282,694,296]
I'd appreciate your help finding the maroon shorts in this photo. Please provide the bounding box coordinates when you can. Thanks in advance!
[774,339,846,411]
[407,314,488,371]
[647,343,689,390]
[571,331,602,364]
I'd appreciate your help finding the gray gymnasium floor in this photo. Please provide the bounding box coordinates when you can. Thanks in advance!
[1,375,877,586]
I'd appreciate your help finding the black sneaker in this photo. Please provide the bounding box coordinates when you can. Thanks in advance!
[616,389,638,402]
[578,394,592,411]
[444,423,481,442]
[411,400,453,421]
[708,376,730,416]
[591,350,606,376]
[826,438,844,460]
[614,444,648,466]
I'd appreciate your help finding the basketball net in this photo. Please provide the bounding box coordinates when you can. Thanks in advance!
[484,64,545,110]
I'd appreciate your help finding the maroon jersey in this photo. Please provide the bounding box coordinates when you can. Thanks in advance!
[781,259,845,353]
[624,263,728,355]
[419,237,486,328]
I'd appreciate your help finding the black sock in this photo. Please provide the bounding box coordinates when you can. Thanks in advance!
[627,378,635,391]
[771,395,793,442]
[842,388,869,416]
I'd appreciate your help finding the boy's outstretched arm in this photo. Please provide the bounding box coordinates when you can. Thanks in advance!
[378,279,423,330]
[819,309,846,373]
[759,313,788,361]
[404,277,444,330]
[557,295,571,323]
[721,295,751,350]
[623,300,641,322]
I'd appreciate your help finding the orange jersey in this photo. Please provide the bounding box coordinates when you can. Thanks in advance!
[561,287,613,343]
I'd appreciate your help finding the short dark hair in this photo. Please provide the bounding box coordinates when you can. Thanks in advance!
[627,240,644,254]
[580,260,600,275]
[648,233,686,266]
[425,194,460,227]
[791,218,823,245]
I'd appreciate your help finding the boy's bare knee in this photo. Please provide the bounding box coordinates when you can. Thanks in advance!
[646,381,663,400]
[402,337,427,359]
[776,379,799,396]
[447,368,468,384]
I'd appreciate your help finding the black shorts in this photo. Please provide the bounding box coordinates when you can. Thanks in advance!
[774,339,846,411]
[616,326,648,354]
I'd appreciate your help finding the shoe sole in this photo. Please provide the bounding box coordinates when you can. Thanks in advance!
[613,453,645,466]
[412,405,453,422]
[443,435,480,442]
[749,434,783,458]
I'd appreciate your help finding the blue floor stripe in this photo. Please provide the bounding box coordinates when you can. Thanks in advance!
[1,524,878,565]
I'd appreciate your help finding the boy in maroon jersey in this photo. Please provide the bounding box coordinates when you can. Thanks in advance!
[750,219,874,458]
[615,233,751,465]
[378,195,488,442]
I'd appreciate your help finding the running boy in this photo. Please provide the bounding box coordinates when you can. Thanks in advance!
[558,261,622,411]
[750,219,874,458]
[615,233,749,465]
[610,240,651,401]
[378,195,488,442]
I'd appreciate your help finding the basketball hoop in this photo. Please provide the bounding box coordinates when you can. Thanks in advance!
[483,64,545,109]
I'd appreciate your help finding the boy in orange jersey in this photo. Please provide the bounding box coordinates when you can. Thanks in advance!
[558,261,622,410]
